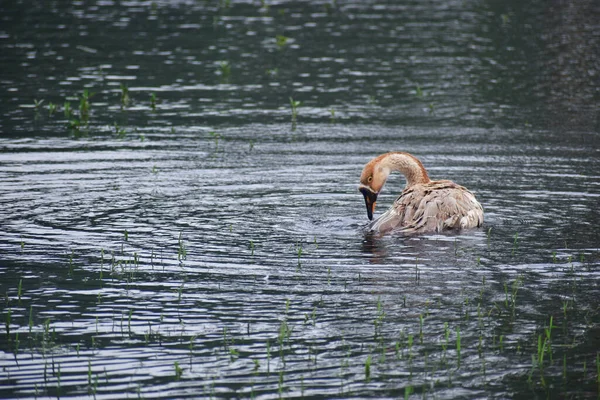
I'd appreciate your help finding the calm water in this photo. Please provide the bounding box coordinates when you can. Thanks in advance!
[1,1,599,399]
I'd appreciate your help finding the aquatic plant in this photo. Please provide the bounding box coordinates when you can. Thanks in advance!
[114,122,126,139]
[503,275,522,317]
[33,99,44,110]
[276,35,289,49]
[174,361,182,380]
[218,61,231,80]
[209,131,221,148]
[278,370,284,397]
[120,83,130,107]
[596,353,599,391]
[364,354,371,382]
[289,97,300,118]
[67,118,83,137]
[279,319,291,346]
[150,93,157,110]
[63,101,72,118]
[17,279,22,303]
[456,326,461,366]
[87,361,99,395]
[229,347,239,361]
[79,89,93,120]
[311,306,317,326]
[56,364,61,397]
[47,102,56,116]
[415,85,423,98]
[395,334,403,360]
[404,385,413,400]
[441,322,449,359]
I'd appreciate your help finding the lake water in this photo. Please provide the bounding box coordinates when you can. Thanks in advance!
[1,1,599,399]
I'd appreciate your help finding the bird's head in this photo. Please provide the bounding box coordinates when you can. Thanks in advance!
[358,156,390,220]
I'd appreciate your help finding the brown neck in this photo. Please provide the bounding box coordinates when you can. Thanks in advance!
[379,152,431,187]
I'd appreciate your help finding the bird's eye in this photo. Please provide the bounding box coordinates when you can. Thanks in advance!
[367,176,373,183]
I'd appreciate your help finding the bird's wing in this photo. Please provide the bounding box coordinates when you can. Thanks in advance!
[370,181,483,234]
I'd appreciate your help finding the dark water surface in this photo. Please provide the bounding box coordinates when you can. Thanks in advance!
[1,1,599,399]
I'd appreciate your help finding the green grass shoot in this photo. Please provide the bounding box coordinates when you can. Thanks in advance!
[120,83,130,107]
[47,102,56,116]
[63,101,72,117]
[276,35,289,48]
[289,97,300,119]
[174,361,182,380]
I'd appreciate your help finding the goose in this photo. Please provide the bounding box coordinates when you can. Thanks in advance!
[358,152,483,234]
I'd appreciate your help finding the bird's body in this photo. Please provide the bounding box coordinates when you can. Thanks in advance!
[358,152,483,234]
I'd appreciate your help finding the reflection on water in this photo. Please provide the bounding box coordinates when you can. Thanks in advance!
[1,0,599,399]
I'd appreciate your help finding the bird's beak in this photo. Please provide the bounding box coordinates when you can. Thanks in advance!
[359,186,378,220]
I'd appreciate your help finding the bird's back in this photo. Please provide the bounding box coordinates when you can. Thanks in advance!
[369,180,484,234]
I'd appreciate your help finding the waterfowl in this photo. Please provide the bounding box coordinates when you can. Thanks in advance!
[358,152,483,234]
